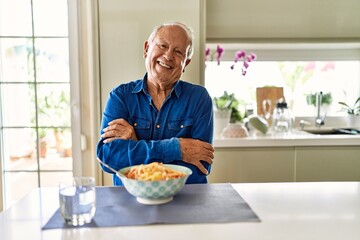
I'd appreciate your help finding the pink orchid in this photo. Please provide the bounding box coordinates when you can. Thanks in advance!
[205,48,210,61]
[216,45,224,65]
[232,51,256,76]
[242,69,247,76]
[243,61,249,69]
[304,62,316,72]
[206,45,256,76]
[234,50,246,62]
[321,61,335,72]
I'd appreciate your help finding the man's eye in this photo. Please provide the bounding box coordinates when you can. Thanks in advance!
[176,50,184,56]
[158,44,166,49]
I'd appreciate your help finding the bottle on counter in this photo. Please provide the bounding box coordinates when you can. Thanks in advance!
[271,98,294,135]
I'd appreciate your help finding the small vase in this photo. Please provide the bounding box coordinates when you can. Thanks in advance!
[213,109,231,139]
[221,123,249,138]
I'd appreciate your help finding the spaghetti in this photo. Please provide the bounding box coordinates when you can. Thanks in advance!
[125,162,186,181]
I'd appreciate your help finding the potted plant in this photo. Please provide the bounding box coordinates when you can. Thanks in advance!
[206,45,255,138]
[37,88,71,156]
[338,97,360,128]
[213,91,246,138]
[213,91,244,123]
[338,97,360,115]
[38,128,48,158]
[306,92,333,107]
[305,92,333,116]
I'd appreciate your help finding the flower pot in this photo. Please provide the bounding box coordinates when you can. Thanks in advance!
[213,109,231,139]
[39,138,48,158]
[346,115,360,128]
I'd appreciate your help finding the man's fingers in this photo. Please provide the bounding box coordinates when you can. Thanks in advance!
[103,137,115,143]
[108,118,129,126]
[201,155,213,165]
[203,143,214,151]
[196,162,209,175]
[206,150,214,159]
[101,130,117,138]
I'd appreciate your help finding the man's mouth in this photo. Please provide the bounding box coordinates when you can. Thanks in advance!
[158,61,171,69]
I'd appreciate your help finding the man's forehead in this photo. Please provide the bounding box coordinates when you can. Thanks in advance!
[157,25,186,37]
[154,27,188,45]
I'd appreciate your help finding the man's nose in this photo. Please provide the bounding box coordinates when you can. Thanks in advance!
[163,49,174,60]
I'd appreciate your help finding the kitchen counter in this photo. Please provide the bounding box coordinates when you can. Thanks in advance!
[1,182,360,240]
[214,130,360,148]
[215,116,360,148]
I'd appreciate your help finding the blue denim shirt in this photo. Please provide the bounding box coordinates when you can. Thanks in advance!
[97,74,214,186]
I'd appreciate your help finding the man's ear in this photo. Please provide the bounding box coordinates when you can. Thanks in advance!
[143,41,149,58]
[182,59,191,72]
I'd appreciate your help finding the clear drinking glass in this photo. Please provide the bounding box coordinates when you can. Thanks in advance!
[59,177,96,226]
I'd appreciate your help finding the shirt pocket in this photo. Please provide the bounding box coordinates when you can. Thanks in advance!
[128,116,151,140]
[167,118,193,137]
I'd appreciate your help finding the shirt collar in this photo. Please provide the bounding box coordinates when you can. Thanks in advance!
[132,74,147,94]
[132,73,182,98]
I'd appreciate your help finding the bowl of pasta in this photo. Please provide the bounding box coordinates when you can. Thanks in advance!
[117,162,192,205]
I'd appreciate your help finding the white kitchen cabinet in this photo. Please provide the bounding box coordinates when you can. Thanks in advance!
[295,146,360,181]
[209,145,360,183]
[208,147,295,183]
[207,0,360,41]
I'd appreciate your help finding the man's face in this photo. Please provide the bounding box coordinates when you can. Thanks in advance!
[144,26,191,85]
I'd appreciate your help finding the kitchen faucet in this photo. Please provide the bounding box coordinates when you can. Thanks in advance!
[315,91,325,127]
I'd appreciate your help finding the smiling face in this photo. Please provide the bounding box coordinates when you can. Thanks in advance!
[144,25,191,88]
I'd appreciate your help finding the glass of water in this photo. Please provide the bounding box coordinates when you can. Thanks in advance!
[59,177,96,226]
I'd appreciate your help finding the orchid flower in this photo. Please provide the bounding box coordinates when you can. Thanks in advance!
[206,45,256,76]
[216,45,224,65]
[205,48,211,61]
[321,61,335,71]
[231,51,257,76]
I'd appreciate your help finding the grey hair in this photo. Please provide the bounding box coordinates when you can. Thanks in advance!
[147,22,194,59]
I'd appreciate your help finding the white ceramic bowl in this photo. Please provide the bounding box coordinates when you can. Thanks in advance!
[117,164,192,205]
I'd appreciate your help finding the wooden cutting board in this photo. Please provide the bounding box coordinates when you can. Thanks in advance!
[256,87,284,116]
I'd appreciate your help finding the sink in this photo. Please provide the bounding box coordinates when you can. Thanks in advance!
[302,127,337,135]
[302,127,360,135]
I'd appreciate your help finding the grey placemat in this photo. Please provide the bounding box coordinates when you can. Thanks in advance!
[42,183,260,229]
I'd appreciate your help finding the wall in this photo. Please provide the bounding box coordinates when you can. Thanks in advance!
[98,0,206,113]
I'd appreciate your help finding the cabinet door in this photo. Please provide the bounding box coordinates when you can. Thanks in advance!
[97,0,205,186]
[295,146,360,182]
[207,0,360,40]
[208,147,295,183]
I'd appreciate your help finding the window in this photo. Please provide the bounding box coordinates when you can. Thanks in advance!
[205,43,360,118]
[0,0,73,209]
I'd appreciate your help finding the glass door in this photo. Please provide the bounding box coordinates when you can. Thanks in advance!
[0,0,73,209]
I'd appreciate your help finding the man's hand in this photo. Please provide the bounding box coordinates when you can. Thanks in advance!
[101,119,138,143]
[179,138,214,175]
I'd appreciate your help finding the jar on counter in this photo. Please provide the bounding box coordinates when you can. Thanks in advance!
[221,123,249,138]
[271,99,294,134]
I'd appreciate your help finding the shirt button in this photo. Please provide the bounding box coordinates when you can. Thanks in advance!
[134,123,137,127]
[180,125,184,128]
[156,124,160,129]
